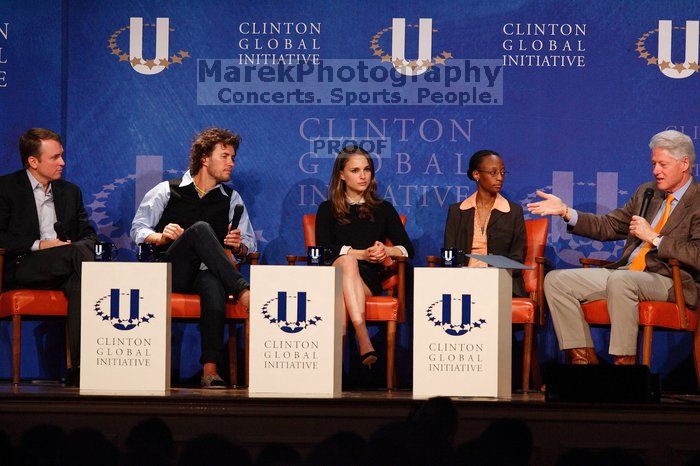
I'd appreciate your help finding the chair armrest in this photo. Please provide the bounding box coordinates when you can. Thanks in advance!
[534,256,548,326]
[286,255,308,266]
[579,258,613,268]
[426,255,440,268]
[391,255,407,319]
[668,259,689,329]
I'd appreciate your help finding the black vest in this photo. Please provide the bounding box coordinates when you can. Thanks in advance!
[154,179,232,253]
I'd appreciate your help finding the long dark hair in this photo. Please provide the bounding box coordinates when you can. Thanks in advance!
[328,146,381,224]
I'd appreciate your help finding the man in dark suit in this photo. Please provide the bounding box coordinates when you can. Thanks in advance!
[527,130,699,365]
[0,128,97,385]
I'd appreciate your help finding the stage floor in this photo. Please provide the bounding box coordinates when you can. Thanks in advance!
[1,383,700,465]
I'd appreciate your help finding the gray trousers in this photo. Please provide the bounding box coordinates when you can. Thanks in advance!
[544,268,673,355]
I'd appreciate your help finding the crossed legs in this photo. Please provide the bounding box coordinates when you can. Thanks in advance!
[333,255,375,356]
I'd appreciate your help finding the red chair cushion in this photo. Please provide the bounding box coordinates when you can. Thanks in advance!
[0,290,68,317]
[171,293,248,319]
[581,300,611,325]
[512,297,535,324]
[365,296,399,322]
[638,302,698,330]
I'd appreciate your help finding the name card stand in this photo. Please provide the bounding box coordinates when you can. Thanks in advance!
[80,263,171,395]
[249,265,343,396]
[413,267,512,398]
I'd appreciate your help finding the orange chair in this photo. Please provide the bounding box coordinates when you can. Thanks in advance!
[170,251,258,387]
[0,248,72,385]
[427,218,549,391]
[579,257,700,385]
[286,214,407,391]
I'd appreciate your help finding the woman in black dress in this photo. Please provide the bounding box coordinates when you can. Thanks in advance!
[316,146,414,366]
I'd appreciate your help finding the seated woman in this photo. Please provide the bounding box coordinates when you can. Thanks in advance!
[444,149,526,297]
[316,146,414,366]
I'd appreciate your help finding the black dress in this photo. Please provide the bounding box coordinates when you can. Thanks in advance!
[315,200,414,295]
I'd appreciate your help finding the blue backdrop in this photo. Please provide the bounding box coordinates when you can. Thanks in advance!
[1,0,699,388]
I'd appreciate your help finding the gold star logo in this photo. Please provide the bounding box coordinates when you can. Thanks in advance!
[118,54,129,62]
[144,59,156,69]
[434,56,446,65]
[659,61,670,70]
[392,58,404,67]
[635,46,644,52]
[160,59,170,69]
[441,51,453,59]
[639,51,649,59]
[171,54,183,64]
[673,62,686,73]
[381,55,392,62]
[646,57,657,65]
[373,49,382,57]
[178,50,190,58]
[689,62,699,71]
[130,57,141,66]
[111,48,122,56]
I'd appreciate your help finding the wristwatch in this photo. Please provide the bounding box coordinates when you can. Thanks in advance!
[651,236,661,248]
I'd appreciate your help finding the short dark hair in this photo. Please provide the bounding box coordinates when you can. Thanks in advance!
[467,149,501,181]
[189,128,241,175]
[19,128,62,168]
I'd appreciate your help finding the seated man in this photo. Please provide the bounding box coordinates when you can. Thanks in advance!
[0,128,97,386]
[527,130,699,364]
[131,127,256,388]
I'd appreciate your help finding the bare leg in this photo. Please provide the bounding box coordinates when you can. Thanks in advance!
[334,255,374,355]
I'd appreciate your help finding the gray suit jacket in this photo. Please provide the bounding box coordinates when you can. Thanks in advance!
[571,180,700,307]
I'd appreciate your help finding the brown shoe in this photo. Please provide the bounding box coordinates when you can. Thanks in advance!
[614,355,636,365]
[567,347,599,365]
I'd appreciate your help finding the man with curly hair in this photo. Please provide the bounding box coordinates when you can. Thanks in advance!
[131,128,256,389]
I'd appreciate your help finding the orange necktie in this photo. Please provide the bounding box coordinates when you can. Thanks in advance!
[629,194,674,271]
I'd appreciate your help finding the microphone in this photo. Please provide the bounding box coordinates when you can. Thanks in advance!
[230,204,244,230]
[54,221,67,241]
[638,188,654,218]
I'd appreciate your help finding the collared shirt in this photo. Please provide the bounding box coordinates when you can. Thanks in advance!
[26,170,58,251]
[130,170,257,259]
[460,192,511,267]
[566,177,692,264]
[338,196,408,257]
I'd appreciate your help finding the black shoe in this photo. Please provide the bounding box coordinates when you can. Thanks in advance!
[361,351,378,368]
[62,367,80,387]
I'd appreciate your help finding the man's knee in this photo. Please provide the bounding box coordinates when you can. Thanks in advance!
[606,270,637,295]
[544,269,568,295]
[190,221,216,237]
[70,242,94,262]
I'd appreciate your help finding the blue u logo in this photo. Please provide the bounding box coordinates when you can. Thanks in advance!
[261,291,322,333]
[426,294,485,336]
[93,289,154,330]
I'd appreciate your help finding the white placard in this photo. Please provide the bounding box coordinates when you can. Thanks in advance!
[249,265,343,396]
[413,267,512,398]
[80,262,171,394]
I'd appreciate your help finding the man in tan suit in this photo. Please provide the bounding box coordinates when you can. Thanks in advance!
[527,130,699,364]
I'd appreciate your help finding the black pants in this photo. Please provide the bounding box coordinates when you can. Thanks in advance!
[12,241,94,367]
[163,221,249,365]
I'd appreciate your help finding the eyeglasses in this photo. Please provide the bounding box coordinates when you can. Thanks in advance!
[477,169,508,177]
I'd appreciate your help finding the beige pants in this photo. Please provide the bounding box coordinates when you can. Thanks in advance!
[544,268,673,355]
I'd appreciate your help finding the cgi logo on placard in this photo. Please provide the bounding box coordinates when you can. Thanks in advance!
[426,294,486,336]
[370,18,453,76]
[261,291,322,334]
[94,289,154,331]
[635,20,699,79]
[108,17,190,75]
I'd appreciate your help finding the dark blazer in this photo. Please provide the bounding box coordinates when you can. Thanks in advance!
[571,180,700,308]
[0,169,97,284]
[443,198,527,297]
